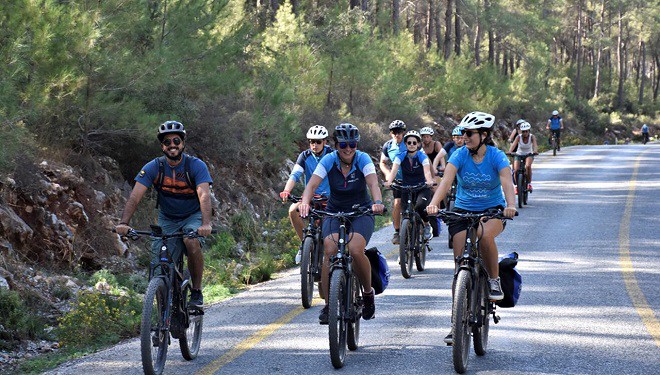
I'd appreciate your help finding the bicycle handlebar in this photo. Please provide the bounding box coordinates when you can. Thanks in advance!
[431,209,518,223]
[385,181,436,192]
[310,205,386,219]
[112,228,217,241]
[506,152,538,157]
[285,194,328,204]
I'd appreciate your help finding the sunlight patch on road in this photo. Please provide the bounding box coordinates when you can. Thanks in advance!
[618,152,660,347]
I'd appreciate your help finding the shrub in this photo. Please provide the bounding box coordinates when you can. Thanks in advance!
[0,288,44,345]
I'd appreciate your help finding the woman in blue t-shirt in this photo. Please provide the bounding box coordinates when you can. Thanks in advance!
[427,112,516,343]
[299,123,385,324]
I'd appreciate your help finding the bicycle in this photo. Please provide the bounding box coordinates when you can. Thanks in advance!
[389,181,434,279]
[287,194,327,309]
[507,152,537,208]
[115,226,214,375]
[434,209,515,374]
[549,131,559,156]
[309,205,383,369]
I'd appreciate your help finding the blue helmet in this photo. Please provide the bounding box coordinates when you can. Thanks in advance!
[334,123,360,142]
[451,126,464,136]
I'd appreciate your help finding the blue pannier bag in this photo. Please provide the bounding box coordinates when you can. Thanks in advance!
[365,247,390,295]
[496,252,522,308]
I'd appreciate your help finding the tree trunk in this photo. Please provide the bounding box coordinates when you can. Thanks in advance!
[653,53,660,101]
[486,0,493,64]
[393,0,400,35]
[474,0,482,66]
[638,40,646,104]
[427,0,435,51]
[509,52,514,75]
[593,0,605,99]
[616,2,624,109]
[436,0,443,52]
[270,0,279,21]
[454,0,461,55]
[444,0,453,59]
[574,0,583,98]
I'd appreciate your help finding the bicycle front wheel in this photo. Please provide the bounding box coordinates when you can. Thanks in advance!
[473,274,490,356]
[328,270,348,368]
[399,219,413,279]
[300,237,315,309]
[141,277,169,375]
[347,273,361,351]
[180,279,203,360]
[517,172,524,209]
[452,270,472,374]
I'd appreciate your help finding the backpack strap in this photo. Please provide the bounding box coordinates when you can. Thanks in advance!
[154,156,166,209]
[183,154,197,194]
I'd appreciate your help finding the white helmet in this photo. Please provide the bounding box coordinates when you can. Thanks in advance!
[307,125,328,140]
[515,119,526,126]
[519,122,531,131]
[419,127,434,136]
[552,110,559,116]
[403,130,421,143]
[459,111,495,130]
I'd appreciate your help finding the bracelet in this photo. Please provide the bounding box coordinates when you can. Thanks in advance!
[374,200,382,205]
[119,222,129,226]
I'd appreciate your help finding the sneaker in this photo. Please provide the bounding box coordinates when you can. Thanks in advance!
[488,277,504,301]
[444,333,453,345]
[319,305,329,325]
[527,183,533,193]
[423,224,433,241]
[294,247,302,265]
[362,288,375,320]
[189,289,204,308]
[392,231,400,245]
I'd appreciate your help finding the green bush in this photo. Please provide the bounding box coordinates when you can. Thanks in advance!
[0,289,44,345]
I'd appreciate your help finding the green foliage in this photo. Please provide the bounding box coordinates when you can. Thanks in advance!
[56,291,141,349]
[0,288,44,345]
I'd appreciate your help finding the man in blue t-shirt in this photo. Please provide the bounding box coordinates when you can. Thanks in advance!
[115,121,213,309]
[546,110,565,151]
[641,124,650,144]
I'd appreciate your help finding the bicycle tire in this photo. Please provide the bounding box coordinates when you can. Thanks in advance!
[415,225,427,271]
[347,273,361,351]
[452,270,471,374]
[179,274,203,360]
[300,237,315,309]
[517,172,524,209]
[399,219,413,279]
[328,270,347,368]
[141,277,168,375]
[472,274,490,356]
[552,138,557,156]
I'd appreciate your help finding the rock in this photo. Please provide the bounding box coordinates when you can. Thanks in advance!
[0,204,34,243]
[0,277,8,290]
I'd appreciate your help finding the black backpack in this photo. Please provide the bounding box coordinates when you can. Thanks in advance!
[152,154,197,208]
[496,252,522,308]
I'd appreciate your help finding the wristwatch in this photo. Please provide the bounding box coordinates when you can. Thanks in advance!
[374,200,383,205]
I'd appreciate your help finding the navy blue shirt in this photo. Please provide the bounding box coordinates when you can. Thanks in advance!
[393,150,430,185]
[288,146,332,196]
[313,150,376,212]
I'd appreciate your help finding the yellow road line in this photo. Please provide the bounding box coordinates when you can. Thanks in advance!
[197,298,322,375]
[618,152,660,347]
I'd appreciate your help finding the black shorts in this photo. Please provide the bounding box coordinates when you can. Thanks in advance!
[448,206,507,238]
[392,188,402,199]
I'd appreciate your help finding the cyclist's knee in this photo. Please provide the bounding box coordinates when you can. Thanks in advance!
[289,202,300,215]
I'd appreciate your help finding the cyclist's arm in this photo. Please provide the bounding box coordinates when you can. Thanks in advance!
[427,163,456,213]
[365,173,385,214]
[379,153,392,177]
[386,161,400,185]
[499,167,517,218]
[423,163,434,185]
[531,135,539,153]
[280,178,297,201]
[196,182,213,236]
[300,174,323,217]
[508,136,519,154]
[116,182,149,235]
[433,148,447,172]
[508,129,517,143]
[546,119,551,130]
[560,119,564,130]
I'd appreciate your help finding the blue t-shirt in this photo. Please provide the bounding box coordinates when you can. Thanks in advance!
[288,146,332,196]
[549,116,562,130]
[447,146,509,211]
[135,154,213,219]
[641,124,649,133]
[443,141,461,160]
[313,150,376,211]
[393,150,429,185]
[381,139,403,179]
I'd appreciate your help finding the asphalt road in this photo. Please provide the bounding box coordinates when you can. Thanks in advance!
[46,144,660,375]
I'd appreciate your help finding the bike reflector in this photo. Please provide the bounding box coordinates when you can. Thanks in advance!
[365,247,390,295]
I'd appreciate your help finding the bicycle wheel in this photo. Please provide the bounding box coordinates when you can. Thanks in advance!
[452,270,472,374]
[141,277,168,375]
[300,237,315,309]
[516,172,524,209]
[415,224,427,271]
[472,275,490,356]
[347,273,361,351]
[179,279,203,360]
[552,138,557,156]
[399,219,413,279]
[328,270,347,369]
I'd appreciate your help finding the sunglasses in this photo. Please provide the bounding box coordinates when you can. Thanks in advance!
[461,130,479,137]
[391,129,405,135]
[338,141,358,149]
[308,139,323,145]
[161,137,182,146]
[406,141,418,146]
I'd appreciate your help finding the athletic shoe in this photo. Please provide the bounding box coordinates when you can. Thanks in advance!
[362,288,375,320]
[488,277,504,301]
[319,305,329,325]
[392,231,400,245]
[189,289,204,309]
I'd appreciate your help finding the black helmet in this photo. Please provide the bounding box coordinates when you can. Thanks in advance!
[334,123,360,142]
[388,120,406,131]
[157,121,186,142]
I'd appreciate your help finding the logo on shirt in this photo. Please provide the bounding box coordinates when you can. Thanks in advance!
[139,170,146,178]
[346,172,359,184]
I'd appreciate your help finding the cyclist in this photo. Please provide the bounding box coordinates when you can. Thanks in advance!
[420,126,443,178]
[426,112,516,343]
[546,110,564,151]
[115,121,213,308]
[508,121,538,193]
[433,126,465,173]
[508,119,526,147]
[380,120,406,244]
[299,123,385,324]
[641,124,650,144]
[383,130,436,240]
[279,125,332,263]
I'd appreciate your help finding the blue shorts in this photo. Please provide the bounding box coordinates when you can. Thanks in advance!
[322,215,375,245]
[152,211,204,263]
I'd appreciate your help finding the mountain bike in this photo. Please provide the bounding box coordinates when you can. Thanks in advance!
[550,131,559,156]
[288,195,327,308]
[507,152,537,208]
[390,181,434,279]
[437,168,458,249]
[116,226,214,375]
[434,209,515,374]
[309,205,383,369]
